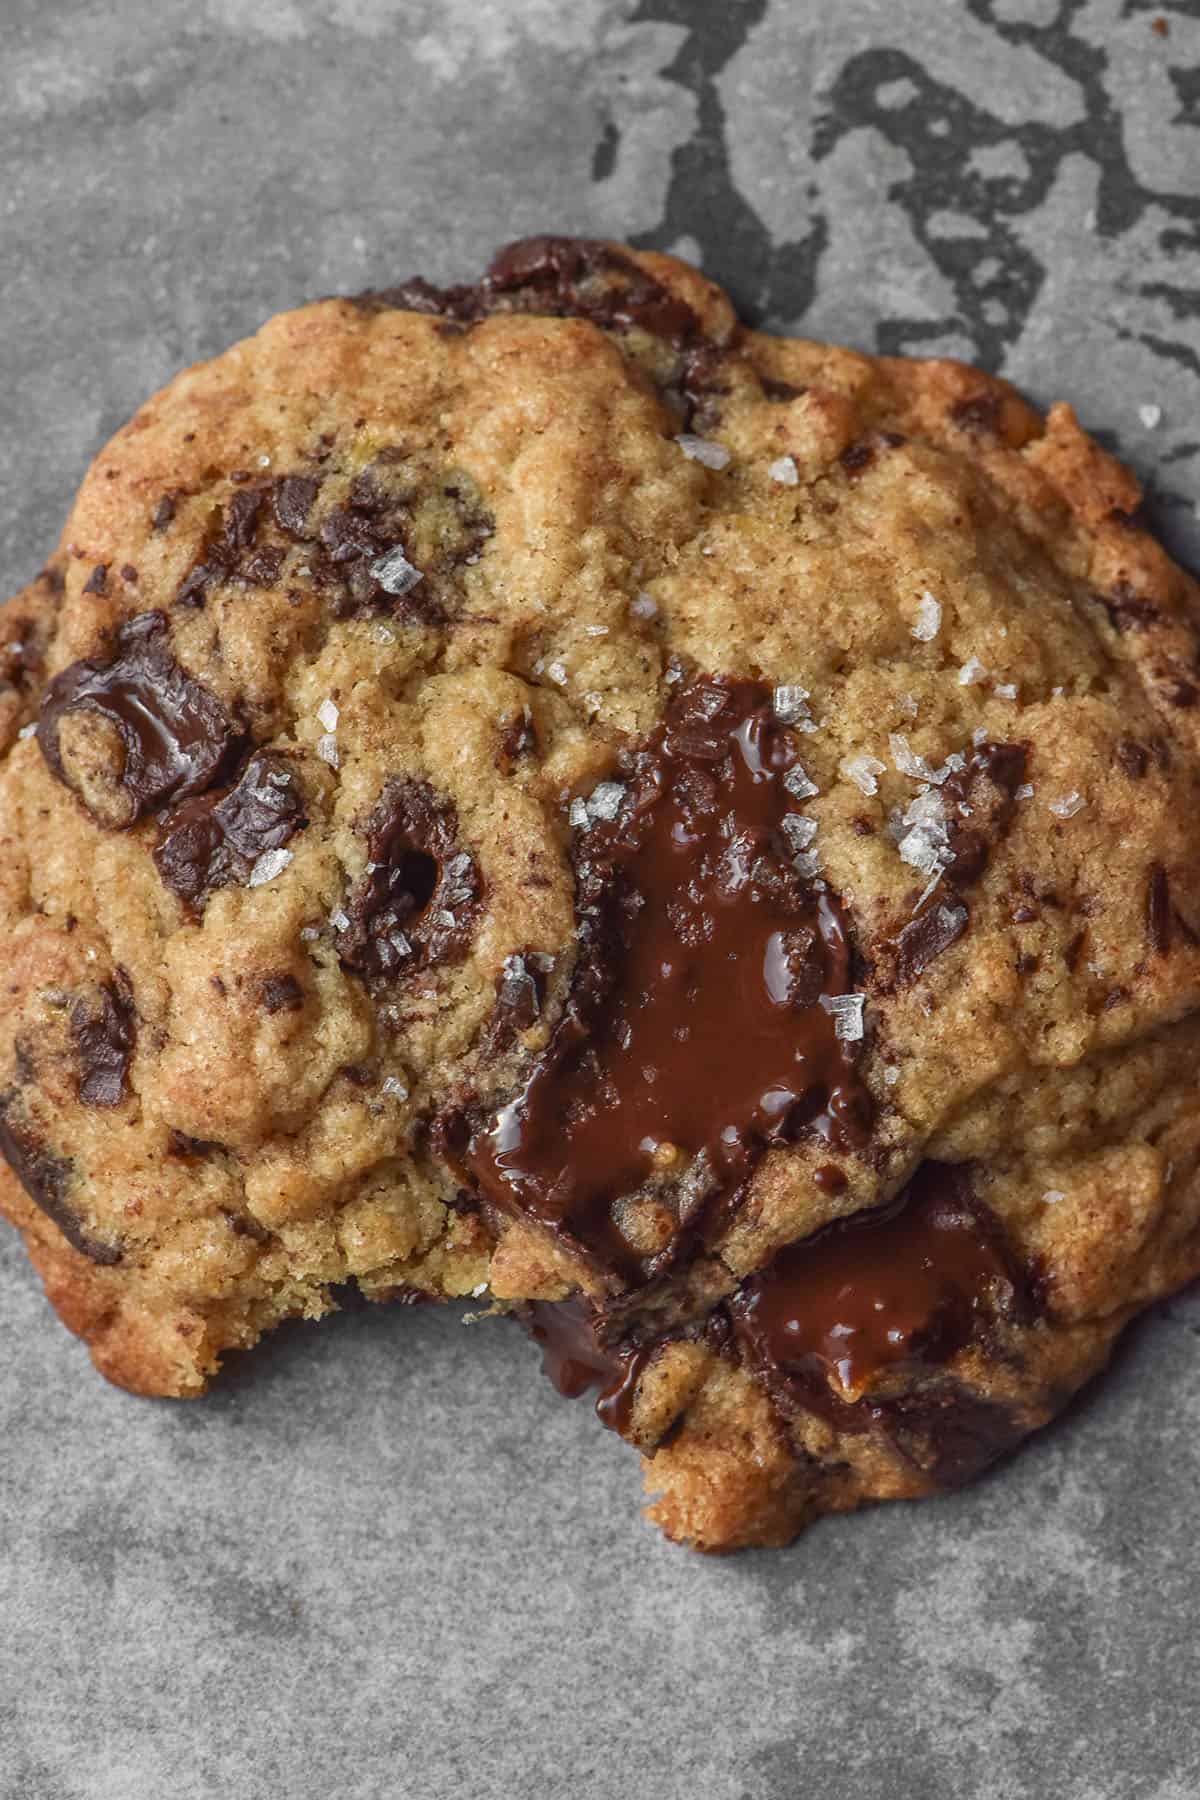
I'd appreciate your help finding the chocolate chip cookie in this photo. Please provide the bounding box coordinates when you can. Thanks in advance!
[3,237,1199,1548]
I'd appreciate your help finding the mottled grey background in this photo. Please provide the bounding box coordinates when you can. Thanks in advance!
[2,3,1199,1797]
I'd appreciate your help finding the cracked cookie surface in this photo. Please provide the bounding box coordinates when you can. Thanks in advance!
[3,237,1199,1548]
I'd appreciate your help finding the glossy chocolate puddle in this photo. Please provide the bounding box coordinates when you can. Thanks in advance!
[461,676,873,1279]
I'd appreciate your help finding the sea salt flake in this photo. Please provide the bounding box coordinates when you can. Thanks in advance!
[370,623,397,645]
[994,681,1019,700]
[793,850,822,878]
[300,925,320,942]
[1015,782,1034,801]
[898,824,947,877]
[772,683,810,724]
[316,732,340,769]
[841,752,886,797]
[471,1283,489,1298]
[898,692,919,719]
[1138,403,1162,430]
[569,797,590,830]
[381,1076,409,1099]
[768,455,799,486]
[958,656,988,686]
[247,847,292,888]
[17,722,36,740]
[783,763,819,800]
[781,814,818,853]
[330,908,351,933]
[546,659,568,687]
[583,623,609,637]
[1042,1189,1066,1205]
[588,781,625,823]
[911,592,941,642]
[316,698,340,732]
[1049,790,1085,818]
[630,591,658,620]
[889,732,941,784]
[825,992,866,1042]
[676,433,731,471]
[433,909,456,929]
[883,1065,900,1087]
[370,546,423,595]
[257,454,271,468]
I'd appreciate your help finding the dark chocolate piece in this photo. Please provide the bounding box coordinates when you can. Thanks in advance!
[730,1162,1022,1405]
[526,1297,649,1435]
[154,751,306,909]
[880,1385,1025,1487]
[0,1102,120,1264]
[71,979,136,1107]
[351,235,706,348]
[461,677,872,1280]
[895,900,969,985]
[1147,862,1172,956]
[336,780,480,978]
[260,974,304,1014]
[37,611,246,825]
[485,952,550,1053]
[272,475,321,538]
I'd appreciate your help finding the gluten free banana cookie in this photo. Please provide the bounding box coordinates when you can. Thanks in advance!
[3,237,1199,1549]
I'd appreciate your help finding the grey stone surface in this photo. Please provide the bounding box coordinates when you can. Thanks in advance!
[1,3,1198,1796]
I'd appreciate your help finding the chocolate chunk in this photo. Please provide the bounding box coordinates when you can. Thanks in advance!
[1116,738,1150,779]
[167,1129,224,1159]
[242,546,286,587]
[940,741,1027,886]
[896,900,969,985]
[336,780,480,979]
[272,475,322,538]
[730,1162,1026,1410]
[154,750,306,909]
[0,1100,120,1264]
[760,376,806,402]
[352,236,706,348]
[70,978,136,1107]
[82,564,108,597]
[1101,580,1159,634]
[496,707,537,771]
[458,677,872,1281]
[260,973,304,1013]
[1147,863,1171,956]
[224,486,264,551]
[880,1385,1024,1487]
[37,611,246,825]
[119,564,139,584]
[839,431,904,479]
[151,492,178,531]
[485,236,703,343]
[485,952,550,1053]
[176,488,271,608]
[525,1297,649,1436]
[949,391,1002,436]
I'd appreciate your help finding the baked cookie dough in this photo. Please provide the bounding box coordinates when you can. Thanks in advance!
[3,237,1198,1547]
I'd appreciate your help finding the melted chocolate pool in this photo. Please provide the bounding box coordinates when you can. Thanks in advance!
[463,677,872,1277]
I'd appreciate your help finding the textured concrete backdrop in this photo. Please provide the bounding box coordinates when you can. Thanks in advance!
[2,4,1198,1797]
